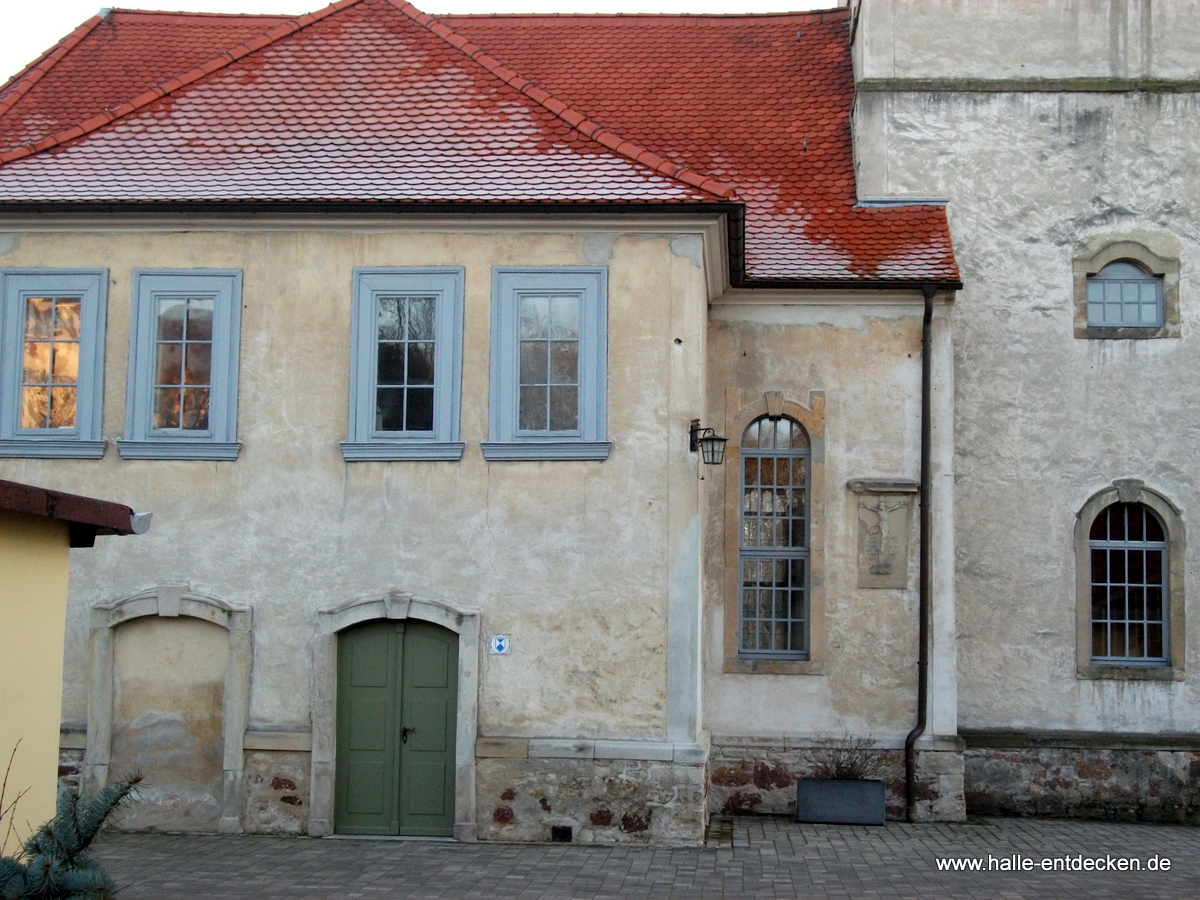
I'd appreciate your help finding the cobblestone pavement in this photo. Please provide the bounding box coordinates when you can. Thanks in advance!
[92,816,1200,900]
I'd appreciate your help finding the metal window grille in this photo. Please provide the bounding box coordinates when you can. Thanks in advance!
[1089,502,1168,664]
[738,416,810,658]
[1086,261,1163,327]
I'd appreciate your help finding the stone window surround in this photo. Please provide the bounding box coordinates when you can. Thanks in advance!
[85,583,253,834]
[309,592,481,841]
[1073,239,1180,340]
[721,389,826,675]
[1075,479,1186,682]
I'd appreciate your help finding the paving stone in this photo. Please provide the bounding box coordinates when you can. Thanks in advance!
[92,816,1199,899]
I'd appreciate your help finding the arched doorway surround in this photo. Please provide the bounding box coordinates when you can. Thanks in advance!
[309,592,481,840]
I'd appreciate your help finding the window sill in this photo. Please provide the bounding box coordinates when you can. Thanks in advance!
[724,657,823,676]
[340,441,465,462]
[117,440,241,461]
[1076,325,1177,340]
[1077,664,1183,682]
[0,439,107,459]
[481,441,611,461]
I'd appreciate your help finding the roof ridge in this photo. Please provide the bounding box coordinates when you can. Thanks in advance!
[0,0,369,166]
[386,0,739,201]
[0,15,106,123]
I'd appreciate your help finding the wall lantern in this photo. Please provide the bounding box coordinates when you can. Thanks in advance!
[689,419,728,466]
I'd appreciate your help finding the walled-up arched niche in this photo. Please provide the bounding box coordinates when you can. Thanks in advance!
[86,583,252,833]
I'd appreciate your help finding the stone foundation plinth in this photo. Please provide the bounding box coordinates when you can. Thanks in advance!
[708,738,965,822]
[475,756,706,844]
[965,740,1200,823]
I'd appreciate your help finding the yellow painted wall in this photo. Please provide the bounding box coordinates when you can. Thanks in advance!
[0,510,70,853]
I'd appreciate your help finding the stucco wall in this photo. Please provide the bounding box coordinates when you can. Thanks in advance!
[854,88,1200,734]
[853,0,1200,84]
[0,226,708,756]
[702,301,927,739]
[0,510,69,850]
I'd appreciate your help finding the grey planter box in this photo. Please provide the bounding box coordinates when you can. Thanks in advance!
[797,778,885,825]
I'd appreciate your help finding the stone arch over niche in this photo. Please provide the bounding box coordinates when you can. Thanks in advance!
[85,583,252,834]
[720,389,826,675]
[1074,479,1186,680]
[309,592,481,840]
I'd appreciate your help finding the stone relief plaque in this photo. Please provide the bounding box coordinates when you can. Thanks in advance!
[848,480,918,589]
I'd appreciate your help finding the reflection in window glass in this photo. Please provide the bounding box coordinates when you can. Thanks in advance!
[739,415,810,658]
[1089,502,1167,663]
[21,296,80,429]
[518,293,579,432]
[153,297,213,430]
[375,295,436,432]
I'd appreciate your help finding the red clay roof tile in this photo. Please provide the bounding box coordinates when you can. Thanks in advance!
[0,0,959,284]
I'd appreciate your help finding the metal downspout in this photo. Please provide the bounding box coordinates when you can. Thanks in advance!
[905,284,936,822]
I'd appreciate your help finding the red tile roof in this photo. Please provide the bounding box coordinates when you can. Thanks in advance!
[0,479,142,542]
[0,0,959,285]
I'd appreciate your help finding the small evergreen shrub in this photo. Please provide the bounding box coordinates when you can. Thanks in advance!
[0,774,140,900]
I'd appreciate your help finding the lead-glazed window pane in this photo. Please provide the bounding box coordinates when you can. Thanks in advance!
[1086,261,1163,327]
[738,415,810,658]
[1089,502,1168,665]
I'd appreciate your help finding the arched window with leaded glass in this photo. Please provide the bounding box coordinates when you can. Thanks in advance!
[738,415,809,659]
[1089,502,1168,664]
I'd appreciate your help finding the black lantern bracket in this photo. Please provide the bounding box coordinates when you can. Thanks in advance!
[689,419,728,465]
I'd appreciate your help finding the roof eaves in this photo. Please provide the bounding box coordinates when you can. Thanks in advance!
[0,14,106,122]
[386,0,739,201]
[0,478,147,540]
[0,0,369,167]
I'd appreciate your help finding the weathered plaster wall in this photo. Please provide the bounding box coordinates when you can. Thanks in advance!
[0,225,709,836]
[109,616,227,831]
[853,0,1200,83]
[703,302,926,739]
[0,510,69,850]
[854,88,1200,734]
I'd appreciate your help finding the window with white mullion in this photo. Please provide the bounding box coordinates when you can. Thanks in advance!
[152,295,214,432]
[342,268,463,461]
[517,293,580,434]
[1089,502,1168,664]
[374,294,436,434]
[20,295,81,430]
[738,415,810,659]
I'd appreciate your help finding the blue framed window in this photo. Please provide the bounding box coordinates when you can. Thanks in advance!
[1087,261,1163,328]
[118,270,242,460]
[482,267,609,461]
[341,267,464,461]
[0,269,108,458]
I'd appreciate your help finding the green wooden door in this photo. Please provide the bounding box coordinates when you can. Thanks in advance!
[334,620,458,836]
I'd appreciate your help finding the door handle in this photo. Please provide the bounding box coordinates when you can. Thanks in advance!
[401,726,416,744]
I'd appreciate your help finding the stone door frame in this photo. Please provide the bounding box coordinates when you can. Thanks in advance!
[85,583,253,834]
[310,592,481,841]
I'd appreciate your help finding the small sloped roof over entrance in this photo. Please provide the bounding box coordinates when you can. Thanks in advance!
[0,0,959,286]
[0,479,150,547]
